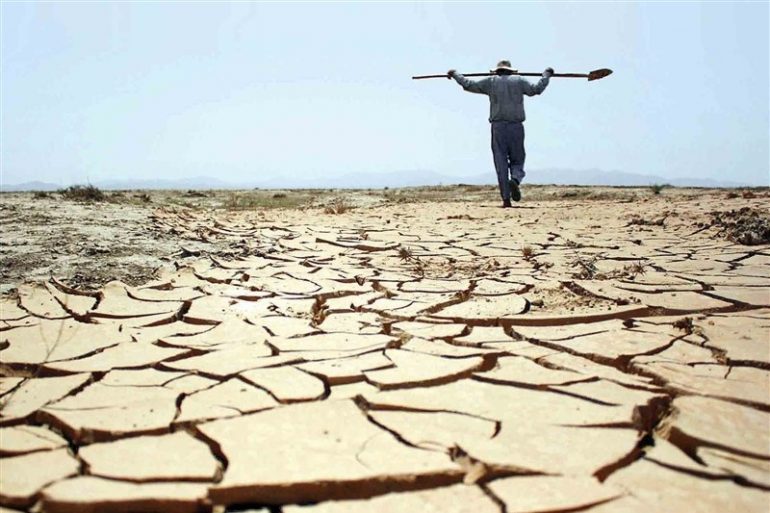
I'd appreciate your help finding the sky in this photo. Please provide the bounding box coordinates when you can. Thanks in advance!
[2,1,768,187]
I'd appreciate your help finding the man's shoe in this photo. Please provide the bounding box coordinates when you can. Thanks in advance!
[502,199,512,208]
[510,179,522,202]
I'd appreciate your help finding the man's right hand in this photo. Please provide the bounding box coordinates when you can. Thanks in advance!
[447,69,456,79]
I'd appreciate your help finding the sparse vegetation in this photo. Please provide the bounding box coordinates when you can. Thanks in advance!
[310,297,328,327]
[707,207,770,245]
[224,191,309,210]
[33,191,51,199]
[559,189,591,198]
[522,246,535,260]
[324,198,352,214]
[673,316,695,335]
[571,256,647,281]
[628,215,666,227]
[398,246,414,261]
[649,183,671,195]
[623,261,647,278]
[58,185,105,202]
[571,255,600,279]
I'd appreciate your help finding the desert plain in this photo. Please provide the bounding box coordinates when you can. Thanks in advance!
[1,184,769,513]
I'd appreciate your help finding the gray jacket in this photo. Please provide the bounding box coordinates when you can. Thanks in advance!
[453,73,550,123]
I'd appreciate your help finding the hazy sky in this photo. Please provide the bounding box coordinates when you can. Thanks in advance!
[2,1,768,186]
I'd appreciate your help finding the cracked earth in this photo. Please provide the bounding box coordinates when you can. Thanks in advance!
[1,190,769,512]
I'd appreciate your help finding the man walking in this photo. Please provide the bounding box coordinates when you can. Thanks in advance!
[448,60,553,207]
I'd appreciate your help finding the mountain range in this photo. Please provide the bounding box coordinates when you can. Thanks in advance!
[2,169,755,191]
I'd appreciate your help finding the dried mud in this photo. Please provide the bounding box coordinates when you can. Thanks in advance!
[1,186,769,513]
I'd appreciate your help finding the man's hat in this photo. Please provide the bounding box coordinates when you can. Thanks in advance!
[491,60,517,74]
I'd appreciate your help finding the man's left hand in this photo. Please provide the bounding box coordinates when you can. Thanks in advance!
[544,67,554,78]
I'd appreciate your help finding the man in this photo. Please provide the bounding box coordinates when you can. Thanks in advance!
[448,60,553,207]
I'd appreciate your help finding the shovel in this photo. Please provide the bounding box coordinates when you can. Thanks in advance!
[412,68,613,82]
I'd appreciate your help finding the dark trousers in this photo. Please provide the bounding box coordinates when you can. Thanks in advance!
[491,121,526,200]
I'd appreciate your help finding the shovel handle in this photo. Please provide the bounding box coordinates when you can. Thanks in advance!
[412,68,612,81]
[412,73,496,80]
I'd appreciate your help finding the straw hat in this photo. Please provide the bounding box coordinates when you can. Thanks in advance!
[491,60,517,74]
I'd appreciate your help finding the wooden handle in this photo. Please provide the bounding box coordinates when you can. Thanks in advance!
[412,69,612,81]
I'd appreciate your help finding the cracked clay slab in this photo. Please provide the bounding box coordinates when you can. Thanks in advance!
[41,383,180,442]
[429,294,529,320]
[201,399,463,505]
[0,374,92,422]
[4,195,769,513]
[488,476,622,513]
[40,476,210,513]
[282,482,499,512]
[0,448,79,508]
[364,349,485,389]
[0,425,68,456]
[239,366,326,403]
[1,319,131,366]
[175,378,278,423]
[78,431,220,482]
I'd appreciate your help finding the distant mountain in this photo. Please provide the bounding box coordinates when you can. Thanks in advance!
[524,169,747,188]
[2,176,236,192]
[94,176,236,190]
[251,170,470,189]
[2,181,62,192]
[2,169,756,191]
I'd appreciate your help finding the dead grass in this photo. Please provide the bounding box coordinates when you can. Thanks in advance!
[673,316,695,334]
[623,261,647,277]
[224,191,310,210]
[398,246,415,261]
[571,257,647,280]
[628,215,666,227]
[708,207,770,245]
[58,185,105,202]
[324,198,352,214]
[383,185,497,204]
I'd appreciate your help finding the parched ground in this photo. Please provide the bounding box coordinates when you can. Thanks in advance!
[1,186,769,513]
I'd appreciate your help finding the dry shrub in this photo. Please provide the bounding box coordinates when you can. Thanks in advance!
[58,185,105,202]
[673,317,694,334]
[324,198,351,214]
[623,261,647,277]
[708,207,770,245]
[628,216,666,227]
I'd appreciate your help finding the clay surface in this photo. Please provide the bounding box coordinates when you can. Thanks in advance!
[1,189,768,512]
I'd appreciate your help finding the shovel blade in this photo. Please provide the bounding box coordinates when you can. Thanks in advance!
[588,68,613,81]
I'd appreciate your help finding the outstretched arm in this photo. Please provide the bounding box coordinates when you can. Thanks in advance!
[522,67,554,96]
[448,69,492,95]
